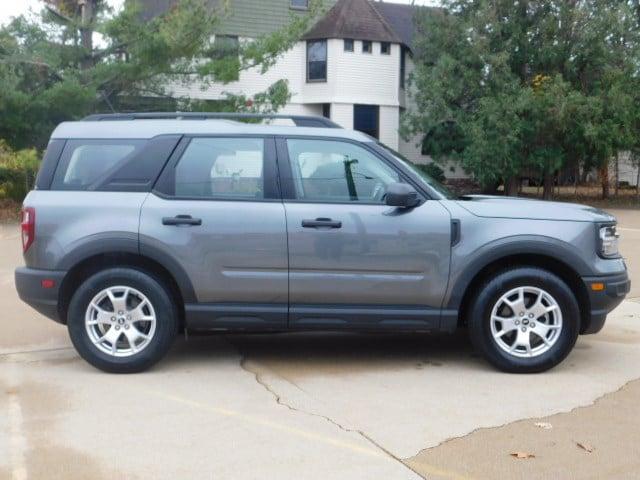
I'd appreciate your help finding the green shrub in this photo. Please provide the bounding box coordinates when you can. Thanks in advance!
[415,162,446,183]
[0,140,40,202]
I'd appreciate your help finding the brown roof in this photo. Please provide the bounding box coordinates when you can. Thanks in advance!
[303,0,402,44]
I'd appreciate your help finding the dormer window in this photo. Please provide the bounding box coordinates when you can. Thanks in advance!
[307,40,327,82]
[290,0,308,9]
[362,41,372,54]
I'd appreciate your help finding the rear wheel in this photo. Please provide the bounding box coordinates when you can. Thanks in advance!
[468,267,580,373]
[67,268,178,373]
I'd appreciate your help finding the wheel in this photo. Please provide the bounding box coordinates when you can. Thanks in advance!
[67,267,178,373]
[468,267,580,373]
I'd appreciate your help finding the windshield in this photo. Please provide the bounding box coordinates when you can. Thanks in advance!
[377,143,456,199]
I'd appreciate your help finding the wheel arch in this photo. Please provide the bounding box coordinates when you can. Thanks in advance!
[450,242,592,334]
[58,251,194,326]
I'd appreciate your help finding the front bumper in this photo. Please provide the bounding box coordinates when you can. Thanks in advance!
[581,270,631,334]
[15,267,66,323]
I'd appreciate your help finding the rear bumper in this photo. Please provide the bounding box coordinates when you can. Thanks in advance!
[15,267,66,323]
[581,270,631,334]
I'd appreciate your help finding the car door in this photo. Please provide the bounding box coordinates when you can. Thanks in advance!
[139,135,288,330]
[278,137,451,330]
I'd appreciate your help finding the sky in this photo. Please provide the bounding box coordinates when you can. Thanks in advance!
[0,0,439,26]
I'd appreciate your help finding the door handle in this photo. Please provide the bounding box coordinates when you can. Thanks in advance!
[301,218,342,229]
[162,215,202,226]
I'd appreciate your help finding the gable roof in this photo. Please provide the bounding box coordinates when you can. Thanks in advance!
[372,2,418,50]
[302,0,402,44]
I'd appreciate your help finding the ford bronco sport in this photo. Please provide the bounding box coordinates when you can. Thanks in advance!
[15,113,630,373]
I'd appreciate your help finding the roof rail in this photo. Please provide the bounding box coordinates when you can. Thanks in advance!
[82,112,342,129]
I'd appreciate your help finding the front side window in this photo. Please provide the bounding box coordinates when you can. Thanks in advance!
[51,140,144,190]
[174,138,264,199]
[290,0,308,9]
[287,139,399,203]
[307,40,327,81]
[211,35,240,81]
[362,41,372,53]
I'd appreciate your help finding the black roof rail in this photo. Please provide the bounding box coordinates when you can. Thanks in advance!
[82,112,342,129]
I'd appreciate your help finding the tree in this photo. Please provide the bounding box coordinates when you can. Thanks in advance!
[404,0,640,199]
[0,0,323,149]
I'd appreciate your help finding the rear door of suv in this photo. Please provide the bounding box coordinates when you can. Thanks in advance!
[139,135,288,329]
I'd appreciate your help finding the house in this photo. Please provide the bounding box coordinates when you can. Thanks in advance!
[138,0,468,178]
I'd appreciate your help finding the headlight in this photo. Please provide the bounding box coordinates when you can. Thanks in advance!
[598,225,620,258]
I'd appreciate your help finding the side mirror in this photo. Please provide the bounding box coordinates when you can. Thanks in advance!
[384,182,420,208]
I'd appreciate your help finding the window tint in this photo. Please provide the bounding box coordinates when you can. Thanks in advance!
[174,138,264,199]
[51,140,144,190]
[344,38,354,52]
[381,42,391,54]
[362,41,372,53]
[307,40,327,81]
[287,139,399,203]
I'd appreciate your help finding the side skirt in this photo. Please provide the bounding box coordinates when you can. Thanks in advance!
[185,303,458,333]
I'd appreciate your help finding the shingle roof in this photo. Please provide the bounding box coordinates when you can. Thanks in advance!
[302,0,402,44]
[371,1,418,49]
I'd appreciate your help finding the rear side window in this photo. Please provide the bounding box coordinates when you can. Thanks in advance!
[173,137,265,199]
[51,140,144,190]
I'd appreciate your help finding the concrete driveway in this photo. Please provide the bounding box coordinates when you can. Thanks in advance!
[1,209,639,480]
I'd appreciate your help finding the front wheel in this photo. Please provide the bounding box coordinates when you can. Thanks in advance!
[468,267,580,373]
[67,268,178,373]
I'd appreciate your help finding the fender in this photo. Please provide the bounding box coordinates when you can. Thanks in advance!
[57,232,197,303]
[445,235,594,311]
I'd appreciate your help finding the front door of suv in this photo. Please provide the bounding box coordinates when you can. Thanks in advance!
[278,137,451,329]
[140,136,288,329]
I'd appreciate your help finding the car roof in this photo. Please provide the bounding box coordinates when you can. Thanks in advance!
[51,120,373,142]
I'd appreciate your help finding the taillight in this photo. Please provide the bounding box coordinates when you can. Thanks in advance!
[21,207,35,253]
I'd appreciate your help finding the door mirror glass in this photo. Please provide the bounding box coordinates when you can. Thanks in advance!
[384,182,420,208]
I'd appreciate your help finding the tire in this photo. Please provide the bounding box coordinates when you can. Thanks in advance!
[468,267,580,373]
[67,267,178,373]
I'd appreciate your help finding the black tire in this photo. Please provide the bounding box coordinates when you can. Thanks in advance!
[468,267,580,373]
[67,267,178,373]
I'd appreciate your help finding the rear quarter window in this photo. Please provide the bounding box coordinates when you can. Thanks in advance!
[51,140,145,190]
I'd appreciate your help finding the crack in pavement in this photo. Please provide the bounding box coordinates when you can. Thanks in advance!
[237,354,426,480]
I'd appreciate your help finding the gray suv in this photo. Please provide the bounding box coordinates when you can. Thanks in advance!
[15,113,630,373]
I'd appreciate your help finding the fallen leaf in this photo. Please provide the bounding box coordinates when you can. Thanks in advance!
[534,422,553,430]
[577,442,595,453]
[510,452,536,459]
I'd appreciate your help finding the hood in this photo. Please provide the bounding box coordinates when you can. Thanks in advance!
[456,195,615,222]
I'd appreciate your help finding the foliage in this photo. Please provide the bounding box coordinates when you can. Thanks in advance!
[0,140,40,201]
[415,162,446,183]
[0,0,323,149]
[404,0,640,198]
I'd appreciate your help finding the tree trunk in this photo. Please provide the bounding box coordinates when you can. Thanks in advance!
[542,172,554,200]
[600,165,609,199]
[79,0,95,70]
[505,176,519,197]
[614,154,619,197]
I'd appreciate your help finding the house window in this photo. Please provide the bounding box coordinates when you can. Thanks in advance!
[322,103,331,118]
[211,35,240,81]
[290,0,308,9]
[344,39,354,52]
[400,47,406,89]
[362,41,372,54]
[381,42,391,55]
[307,40,327,82]
[353,105,379,139]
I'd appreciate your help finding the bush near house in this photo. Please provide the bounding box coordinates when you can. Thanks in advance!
[0,140,40,203]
